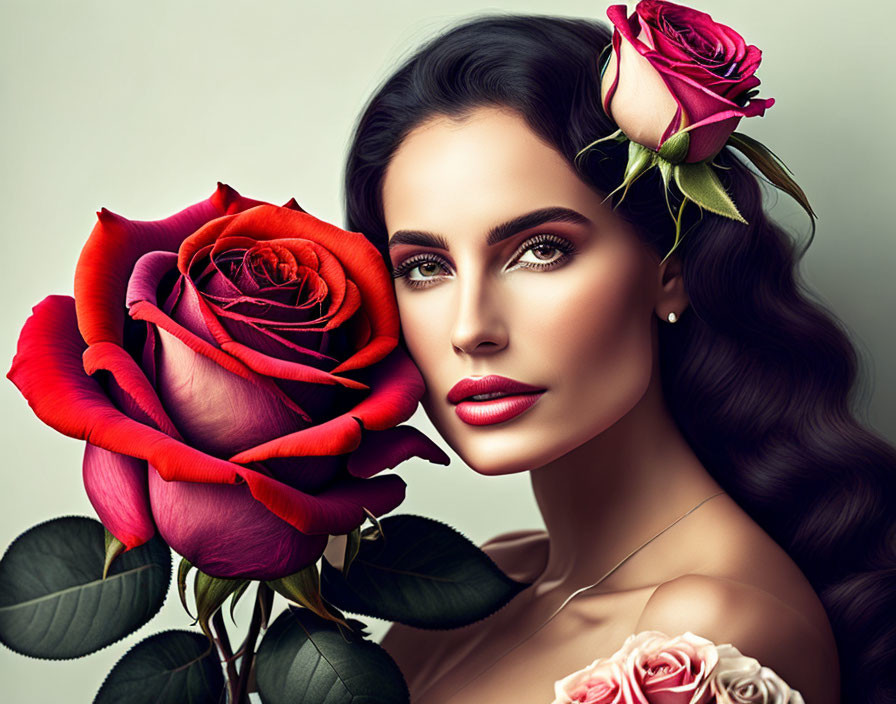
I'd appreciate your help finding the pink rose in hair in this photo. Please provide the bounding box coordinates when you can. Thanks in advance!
[600,0,775,163]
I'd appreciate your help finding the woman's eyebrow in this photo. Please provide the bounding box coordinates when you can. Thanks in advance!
[387,206,592,252]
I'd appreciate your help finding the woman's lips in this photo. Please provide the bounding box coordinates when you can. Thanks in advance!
[453,390,546,426]
[447,374,545,404]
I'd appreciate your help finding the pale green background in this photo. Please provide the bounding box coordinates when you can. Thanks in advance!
[2,0,894,701]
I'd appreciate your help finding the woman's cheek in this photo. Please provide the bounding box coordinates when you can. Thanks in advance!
[546,253,656,429]
[396,288,451,389]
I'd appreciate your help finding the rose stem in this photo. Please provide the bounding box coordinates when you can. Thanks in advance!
[212,609,239,703]
[234,582,274,703]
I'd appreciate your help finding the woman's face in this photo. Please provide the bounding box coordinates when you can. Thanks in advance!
[382,106,671,475]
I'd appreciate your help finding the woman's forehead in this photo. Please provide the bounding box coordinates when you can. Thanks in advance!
[382,107,599,240]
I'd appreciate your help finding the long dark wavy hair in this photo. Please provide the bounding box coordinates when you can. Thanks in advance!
[342,14,896,704]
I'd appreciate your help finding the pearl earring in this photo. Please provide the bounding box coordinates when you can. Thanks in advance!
[667,312,678,323]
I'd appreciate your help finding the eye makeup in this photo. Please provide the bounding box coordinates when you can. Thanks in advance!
[391,232,578,289]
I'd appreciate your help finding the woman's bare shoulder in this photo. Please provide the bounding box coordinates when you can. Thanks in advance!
[636,573,840,704]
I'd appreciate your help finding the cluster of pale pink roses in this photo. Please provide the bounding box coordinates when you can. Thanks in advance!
[551,631,805,704]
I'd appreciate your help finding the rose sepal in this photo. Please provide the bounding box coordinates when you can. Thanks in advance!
[103,529,126,580]
[576,136,656,209]
[192,569,249,640]
[227,580,252,624]
[726,131,817,225]
[266,562,350,629]
[360,507,384,541]
[577,128,816,264]
[619,141,657,199]
[342,526,362,577]
[574,127,626,170]
[576,127,749,263]
[177,557,195,619]
[656,127,690,165]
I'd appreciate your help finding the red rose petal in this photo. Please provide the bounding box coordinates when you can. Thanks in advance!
[344,346,427,430]
[73,184,270,445]
[237,469,407,535]
[8,294,412,558]
[152,324,310,459]
[75,183,265,349]
[227,346,427,464]
[82,341,181,439]
[82,442,154,550]
[228,413,363,464]
[7,295,240,485]
[347,425,450,479]
[148,467,328,580]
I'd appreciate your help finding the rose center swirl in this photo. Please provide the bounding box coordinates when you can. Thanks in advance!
[246,242,300,286]
[657,15,741,80]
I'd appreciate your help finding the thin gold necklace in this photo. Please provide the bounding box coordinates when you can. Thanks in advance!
[442,489,727,702]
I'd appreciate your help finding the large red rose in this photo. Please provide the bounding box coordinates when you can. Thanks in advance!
[600,0,775,163]
[7,183,449,580]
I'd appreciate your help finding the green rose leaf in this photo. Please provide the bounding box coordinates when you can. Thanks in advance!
[0,516,171,659]
[255,606,409,704]
[674,161,748,224]
[94,630,224,704]
[319,514,529,629]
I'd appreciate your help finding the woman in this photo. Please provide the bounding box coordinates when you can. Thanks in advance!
[342,11,896,704]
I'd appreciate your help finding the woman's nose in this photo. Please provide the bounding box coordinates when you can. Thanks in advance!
[449,272,508,356]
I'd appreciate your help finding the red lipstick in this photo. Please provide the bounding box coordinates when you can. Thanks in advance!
[447,375,546,426]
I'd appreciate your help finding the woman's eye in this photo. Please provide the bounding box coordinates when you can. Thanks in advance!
[391,255,451,288]
[391,234,576,289]
[407,260,447,281]
[517,242,564,266]
[512,234,576,271]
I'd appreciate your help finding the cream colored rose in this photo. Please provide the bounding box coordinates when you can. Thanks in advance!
[713,644,807,704]
[600,32,679,153]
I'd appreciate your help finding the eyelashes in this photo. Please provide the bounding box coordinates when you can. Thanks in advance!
[391,233,578,290]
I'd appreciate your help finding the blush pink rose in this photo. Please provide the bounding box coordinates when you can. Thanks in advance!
[552,657,627,704]
[616,630,719,704]
[600,0,775,163]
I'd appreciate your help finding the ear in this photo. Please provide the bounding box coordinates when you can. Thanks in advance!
[655,253,689,322]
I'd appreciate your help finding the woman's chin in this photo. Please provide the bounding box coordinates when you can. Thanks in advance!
[452,442,564,477]
[468,460,532,477]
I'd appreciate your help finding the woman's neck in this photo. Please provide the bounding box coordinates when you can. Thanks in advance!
[529,366,724,596]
